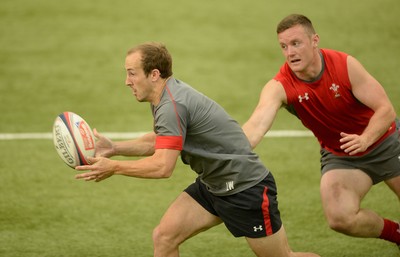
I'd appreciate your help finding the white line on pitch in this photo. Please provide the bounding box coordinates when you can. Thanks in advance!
[0,130,313,140]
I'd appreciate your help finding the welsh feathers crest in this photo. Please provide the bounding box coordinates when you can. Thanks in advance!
[330,83,341,98]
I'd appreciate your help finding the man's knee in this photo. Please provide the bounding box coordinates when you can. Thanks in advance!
[152,224,181,257]
[152,224,179,250]
[152,225,169,245]
[325,213,354,234]
[323,206,358,235]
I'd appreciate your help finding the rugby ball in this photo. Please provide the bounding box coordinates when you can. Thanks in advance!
[52,112,95,168]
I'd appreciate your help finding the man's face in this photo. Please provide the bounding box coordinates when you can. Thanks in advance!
[125,52,153,102]
[278,24,318,75]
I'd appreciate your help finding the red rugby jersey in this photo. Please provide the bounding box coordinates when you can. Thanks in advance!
[274,49,395,156]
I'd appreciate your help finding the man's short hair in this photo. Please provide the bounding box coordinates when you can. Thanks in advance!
[127,42,173,78]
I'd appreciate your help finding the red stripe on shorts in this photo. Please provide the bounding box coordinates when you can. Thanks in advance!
[262,186,273,235]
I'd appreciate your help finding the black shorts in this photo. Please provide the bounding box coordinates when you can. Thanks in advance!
[184,173,282,238]
[320,131,400,184]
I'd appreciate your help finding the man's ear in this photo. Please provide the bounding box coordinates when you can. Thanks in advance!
[150,69,161,82]
[313,33,320,48]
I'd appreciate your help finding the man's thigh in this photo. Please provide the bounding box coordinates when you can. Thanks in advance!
[320,169,373,214]
[385,175,400,200]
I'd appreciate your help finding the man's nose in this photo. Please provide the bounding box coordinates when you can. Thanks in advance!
[125,76,131,86]
[287,45,295,56]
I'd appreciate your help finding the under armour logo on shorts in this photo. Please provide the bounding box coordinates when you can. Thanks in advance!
[253,225,263,232]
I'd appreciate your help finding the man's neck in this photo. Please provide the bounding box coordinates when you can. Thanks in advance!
[151,76,171,106]
[295,50,323,82]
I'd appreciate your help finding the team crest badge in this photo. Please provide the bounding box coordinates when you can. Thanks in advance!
[330,83,341,98]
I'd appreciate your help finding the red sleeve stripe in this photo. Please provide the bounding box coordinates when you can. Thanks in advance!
[155,135,183,150]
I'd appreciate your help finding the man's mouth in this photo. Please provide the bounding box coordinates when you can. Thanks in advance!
[290,58,301,64]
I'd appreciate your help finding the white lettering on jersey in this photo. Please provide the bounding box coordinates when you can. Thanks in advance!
[226,181,235,191]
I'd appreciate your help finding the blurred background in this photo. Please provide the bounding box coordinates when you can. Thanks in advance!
[1,0,399,133]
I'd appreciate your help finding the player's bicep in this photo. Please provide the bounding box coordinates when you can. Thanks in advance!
[154,102,187,139]
[347,56,391,111]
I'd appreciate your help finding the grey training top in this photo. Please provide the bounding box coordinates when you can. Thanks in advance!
[151,78,269,196]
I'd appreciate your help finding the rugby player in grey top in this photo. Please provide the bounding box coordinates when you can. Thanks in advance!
[75,42,320,257]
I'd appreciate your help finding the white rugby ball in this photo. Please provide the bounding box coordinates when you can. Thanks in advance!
[52,112,95,168]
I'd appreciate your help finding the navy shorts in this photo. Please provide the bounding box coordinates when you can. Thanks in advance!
[184,173,282,238]
[320,131,400,184]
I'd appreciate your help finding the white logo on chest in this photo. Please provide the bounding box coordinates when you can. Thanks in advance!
[330,83,341,98]
[298,93,309,102]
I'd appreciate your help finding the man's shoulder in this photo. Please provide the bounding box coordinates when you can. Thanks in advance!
[321,48,349,60]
